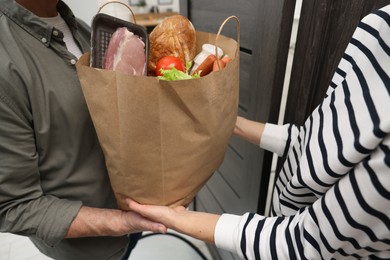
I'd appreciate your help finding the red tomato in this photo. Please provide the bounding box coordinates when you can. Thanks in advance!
[155,56,185,76]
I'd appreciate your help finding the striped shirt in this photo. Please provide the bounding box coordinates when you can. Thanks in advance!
[215,5,390,260]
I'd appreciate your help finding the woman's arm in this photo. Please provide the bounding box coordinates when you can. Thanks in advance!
[233,116,265,146]
[126,200,219,244]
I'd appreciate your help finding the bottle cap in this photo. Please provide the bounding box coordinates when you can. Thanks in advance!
[202,44,224,58]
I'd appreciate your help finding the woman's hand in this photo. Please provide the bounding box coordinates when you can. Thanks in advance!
[126,199,186,230]
[119,209,168,235]
[233,116,265,146]
[233,116,247,136]
[126,199,220,244]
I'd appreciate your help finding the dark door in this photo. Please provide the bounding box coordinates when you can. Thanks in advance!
[284,0,390,126]
[181,1,296,259]
[277,0,390,176]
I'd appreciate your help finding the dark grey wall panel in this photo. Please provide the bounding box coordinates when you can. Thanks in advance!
[197,188,240,260]
[284,0,390,125]
[238,52,251,112]
[188,1,261,52]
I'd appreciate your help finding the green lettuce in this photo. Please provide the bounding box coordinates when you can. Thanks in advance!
[158,61,200,81]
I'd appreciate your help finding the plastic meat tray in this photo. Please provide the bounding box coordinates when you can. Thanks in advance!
[90,13,149,75]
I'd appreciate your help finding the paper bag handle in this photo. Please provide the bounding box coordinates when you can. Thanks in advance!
[215,16,241,71]
[98,1,137,24]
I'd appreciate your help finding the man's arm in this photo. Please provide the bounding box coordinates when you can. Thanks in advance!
[65,206,166,238]
[0,95,166,244]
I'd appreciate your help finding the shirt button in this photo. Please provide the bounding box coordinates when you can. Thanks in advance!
[70,59,77,65]
[41,38,48,44]
[53,30,59,36]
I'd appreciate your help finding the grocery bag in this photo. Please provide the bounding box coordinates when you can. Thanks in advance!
[76,16,240,209]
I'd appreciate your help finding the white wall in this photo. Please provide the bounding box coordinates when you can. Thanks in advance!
[62,0,180,25]
[63,0,99,25]
[141,0,180,13]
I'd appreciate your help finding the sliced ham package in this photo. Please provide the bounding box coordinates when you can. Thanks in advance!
[90,12,149,75]
[103,27,146,76]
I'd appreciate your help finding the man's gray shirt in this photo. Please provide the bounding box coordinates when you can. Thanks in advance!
[0,1,129,259]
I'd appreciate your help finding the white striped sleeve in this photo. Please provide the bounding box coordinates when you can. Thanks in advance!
[215,158,390,259]
[259,123,289,157]
[214,5,390,260]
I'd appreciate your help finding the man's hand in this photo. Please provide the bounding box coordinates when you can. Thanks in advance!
[65,206,167,238]
[119,209,168,235]
[126,199,220,244]
[126,199,187,230]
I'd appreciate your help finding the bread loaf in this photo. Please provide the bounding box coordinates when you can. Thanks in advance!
[148,15,196,74]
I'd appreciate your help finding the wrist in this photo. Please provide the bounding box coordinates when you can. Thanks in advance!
[66,206,127,238]
[172,210,220,244]
[235,117,264,145]
[234,116,249,139]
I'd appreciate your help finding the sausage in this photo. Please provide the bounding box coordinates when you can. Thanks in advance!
[212,59,226,72]
[221,55,232,64]
[192,54,216,76]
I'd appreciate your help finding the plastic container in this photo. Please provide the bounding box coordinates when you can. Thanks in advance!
[190,44,224,74]
[90,7,149,75]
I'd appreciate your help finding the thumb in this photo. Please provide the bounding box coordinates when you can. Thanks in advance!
[124,211,167,234]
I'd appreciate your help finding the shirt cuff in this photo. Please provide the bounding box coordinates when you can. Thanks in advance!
[36,198,83,246]
[214,214,244,258]
[259,123,288,157]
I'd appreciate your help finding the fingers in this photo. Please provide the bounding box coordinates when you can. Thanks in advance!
[135,210,167,233]
[126,199,157,219]
[125,199,162,223]
[126,199,186,230]
[139,218,167,234]
[122,210,167,234]
[126,198,142,212]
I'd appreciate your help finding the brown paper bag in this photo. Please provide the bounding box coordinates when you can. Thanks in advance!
[76,17,240,209]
